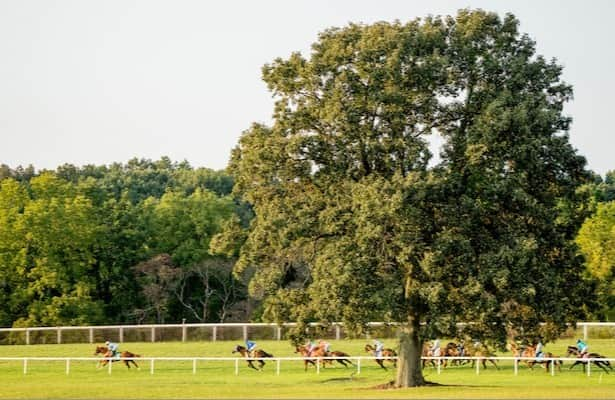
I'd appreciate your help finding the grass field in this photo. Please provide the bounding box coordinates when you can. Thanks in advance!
[0,339,614,399]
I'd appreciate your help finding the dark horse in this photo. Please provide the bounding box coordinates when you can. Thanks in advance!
[364,344,397,370]
[566,345,612,373]
[232,345,274,371]
[94,345,140,369]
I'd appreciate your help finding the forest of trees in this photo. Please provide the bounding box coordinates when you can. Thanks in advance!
[0,157,254,328]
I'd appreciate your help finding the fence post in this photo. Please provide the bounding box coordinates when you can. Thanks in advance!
[151,327,155,343]
[57,328,62,344]
[213,326,217,342]
[23,358,27,374]
[437,358,441,375]
[583,324,588,341]
[120,327,124,343]
[235,358,239,375]
[335,325,341,340]
[192,358,196,374]
[150,359,155,375]
[514,358,518,376]
[243,325,247,341]
[89,328,94,344]
[108,359,112,374]
[587,360,591,377]
[316,359,320,374]
[276,326,281,341]
[182,320,187,343]
[475,358,480,375]
[66,359,70,375]
[276,359,280,376]
[357,358,361,375]
[26,329,30,345]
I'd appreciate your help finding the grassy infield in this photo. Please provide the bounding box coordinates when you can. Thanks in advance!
[0,339,614,399]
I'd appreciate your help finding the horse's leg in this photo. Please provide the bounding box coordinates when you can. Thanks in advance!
[569,360,580,370]
[247,360,257,370]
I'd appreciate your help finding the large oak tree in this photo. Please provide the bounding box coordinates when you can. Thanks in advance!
[228,10,592,387]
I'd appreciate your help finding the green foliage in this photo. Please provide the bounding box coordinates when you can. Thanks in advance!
[230,9,593,386]
[0,158,246,326]
[576,201,615,319]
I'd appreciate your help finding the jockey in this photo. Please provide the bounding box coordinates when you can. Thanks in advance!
[430,339,441,357]
[319,339,331,353]
[534,338,544,359]
[373,339,384,358]
[306,339,317,356]
[576,339,588,357]
[245,339,257,355]
[105,340,119,358]
[457,340,465,357]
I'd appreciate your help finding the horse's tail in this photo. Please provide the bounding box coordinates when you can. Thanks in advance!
[263,351,274,358]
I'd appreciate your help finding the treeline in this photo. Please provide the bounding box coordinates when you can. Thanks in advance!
[0,157,251,328]
[0,158,613,328]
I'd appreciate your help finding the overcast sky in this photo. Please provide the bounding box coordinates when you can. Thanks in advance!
[1,0,613,175]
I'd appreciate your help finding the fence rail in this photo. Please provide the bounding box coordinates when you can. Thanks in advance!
[0,322,614,345]
[0,355,612,377]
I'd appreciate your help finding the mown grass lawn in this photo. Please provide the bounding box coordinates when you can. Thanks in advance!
[0,339,614,398]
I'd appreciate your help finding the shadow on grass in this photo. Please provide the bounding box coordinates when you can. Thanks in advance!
[370,380,500,389]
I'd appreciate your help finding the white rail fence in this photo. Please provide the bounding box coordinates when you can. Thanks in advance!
[0,322,614,345]
[0,356,612,377]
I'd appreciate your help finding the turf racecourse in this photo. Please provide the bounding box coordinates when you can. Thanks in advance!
[0,339,614,399]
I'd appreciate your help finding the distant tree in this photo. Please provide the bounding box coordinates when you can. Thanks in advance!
[576,201,615,319]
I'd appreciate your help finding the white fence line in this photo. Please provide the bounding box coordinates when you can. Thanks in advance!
[1,322,614,345]
[0,356,612,377]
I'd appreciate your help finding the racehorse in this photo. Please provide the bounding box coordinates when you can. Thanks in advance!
[566,345,612,373]
[364,344,397,370]
[519,344,562,373]
[232,345,274,371]
[295,344,327,371]
[465,343,499,370]
[327,350,354,368]
[94,345,141,369]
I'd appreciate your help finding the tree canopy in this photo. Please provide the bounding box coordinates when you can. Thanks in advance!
[228,9,593,387]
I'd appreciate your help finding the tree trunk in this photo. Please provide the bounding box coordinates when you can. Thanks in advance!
[395,316,425,387]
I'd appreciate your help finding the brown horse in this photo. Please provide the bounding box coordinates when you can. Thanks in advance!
[520,344,562,373]
[364,344,397,370]
[94,345,140,369]
[232,345,273,371]
[327,350,354,368]
[295,344,327,371]
[566,346,612,373]
[465,343,498,370]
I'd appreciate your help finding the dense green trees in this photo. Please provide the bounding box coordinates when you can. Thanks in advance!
[229,10,594,387]
[0,159,246,327]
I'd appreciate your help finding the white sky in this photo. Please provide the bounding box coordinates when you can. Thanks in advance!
[0,0,613,175]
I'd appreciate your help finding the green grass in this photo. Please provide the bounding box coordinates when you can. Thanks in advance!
[0,339,614,399]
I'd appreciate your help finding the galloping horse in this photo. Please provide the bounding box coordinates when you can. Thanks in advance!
[232,345,273,371]
[94,345,141,369]
[520,344,562,373]
[566,346,612,373]
[364,344,397,370]
[327,350,354,368]
[465,343,499,370]
[295,344,326,371]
